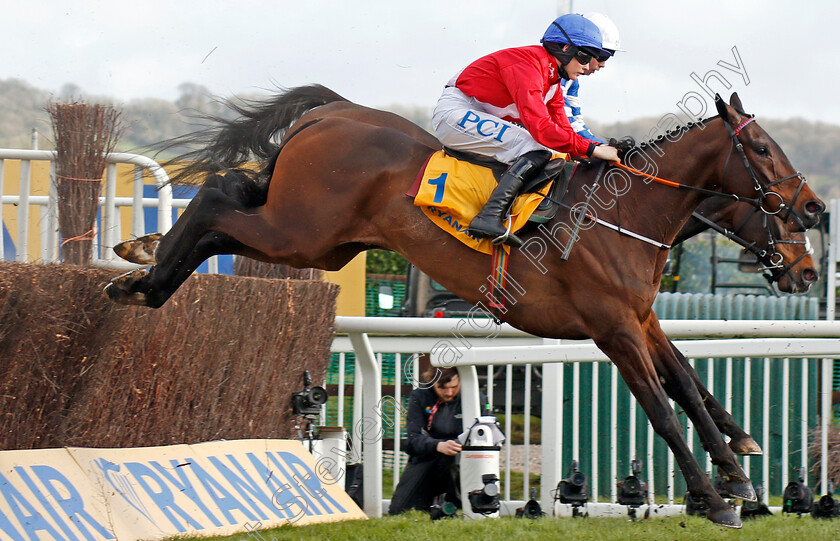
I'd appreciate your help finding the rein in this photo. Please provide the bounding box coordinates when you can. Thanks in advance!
[614,162,762,206]
[690,205,812,285]
[537,115,811,259]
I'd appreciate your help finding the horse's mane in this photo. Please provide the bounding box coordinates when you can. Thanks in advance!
[158,85,349,185]
[632,115,720,155]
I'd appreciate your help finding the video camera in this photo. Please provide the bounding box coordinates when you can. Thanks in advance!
[292,370,328,419]
[430,493,458,520]
[617,459,648,508]
[515,487,544,519]
[811,482,840,519]
[782,468,813,515]
[740,484,772,519]
[468,473,501,515]
[556,460,589,514]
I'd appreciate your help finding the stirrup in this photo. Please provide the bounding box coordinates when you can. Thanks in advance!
[489,218,522,247]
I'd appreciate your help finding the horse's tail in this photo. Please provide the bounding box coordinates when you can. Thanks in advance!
[163,84,349,184]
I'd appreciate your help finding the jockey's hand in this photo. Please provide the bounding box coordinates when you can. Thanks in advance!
[592,144,621,164]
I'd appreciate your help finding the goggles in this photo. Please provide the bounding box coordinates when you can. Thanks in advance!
[597,50,613,62]
[572,47,595,65]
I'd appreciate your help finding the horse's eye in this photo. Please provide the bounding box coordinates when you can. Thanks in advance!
[755,145,769,156]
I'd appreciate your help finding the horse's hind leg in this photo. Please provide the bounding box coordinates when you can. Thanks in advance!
[667,340,762,456]
[597,325,741,528]
[648,330,756,502]
[107,187,273,307]
[106,231,262,307]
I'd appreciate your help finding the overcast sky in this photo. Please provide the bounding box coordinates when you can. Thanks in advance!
[6,0,838,126]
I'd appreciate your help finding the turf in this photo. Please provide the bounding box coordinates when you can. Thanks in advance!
[170,511,838,541]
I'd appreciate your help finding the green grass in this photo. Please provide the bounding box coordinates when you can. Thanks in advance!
[170,512,839,541]
[495,414,541,444]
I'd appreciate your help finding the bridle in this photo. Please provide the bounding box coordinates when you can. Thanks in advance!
[720,116,810,230]
[619,115,810,227]
[689,205,813,286]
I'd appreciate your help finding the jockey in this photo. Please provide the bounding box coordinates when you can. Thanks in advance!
[562,13,623,143]
[432,13,620,247]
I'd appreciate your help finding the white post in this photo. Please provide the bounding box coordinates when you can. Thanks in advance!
[801,359,808,477]
[523,363,532,498]
[572,361,580,463]
[667,398,675,504]
[610,363,618,503]
[46,161,58,262]
[820,357,832,493]
[504,364,512,501]
[781,357,790,489]
[132,166,145,237]
[590,361,599,501]
[103,163,117,261]
[16,159,30,262]
[743,358,752,479]
[541,339,564,513]
[393,352,402,490]
[762,358,771,503]
[348,332,382,517]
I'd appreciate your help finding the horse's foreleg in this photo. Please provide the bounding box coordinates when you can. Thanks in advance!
[647,328,756,503]
[597,327,741,528]
[667,340,762,456]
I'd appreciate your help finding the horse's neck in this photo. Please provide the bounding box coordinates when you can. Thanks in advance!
[620,122,727,243]
[673,197,734,245]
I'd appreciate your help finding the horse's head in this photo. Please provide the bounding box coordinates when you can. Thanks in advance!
[714,93,824,232]
[722,202,818,294]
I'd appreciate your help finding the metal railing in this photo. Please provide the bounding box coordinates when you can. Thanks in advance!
[333,316,840,517]
[0,148,224,271]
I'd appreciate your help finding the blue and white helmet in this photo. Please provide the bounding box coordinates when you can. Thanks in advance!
[541,13,604,52]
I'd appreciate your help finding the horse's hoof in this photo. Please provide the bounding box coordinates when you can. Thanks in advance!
[114,233,162,264]
[707,507,742,529]
[729,436,763,456]
[104,282,149,305]
[104,269,152,306]
[722,480,757,502]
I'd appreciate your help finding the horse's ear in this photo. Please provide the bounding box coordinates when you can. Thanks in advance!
[729,92,747,115]
[714,94,731,122]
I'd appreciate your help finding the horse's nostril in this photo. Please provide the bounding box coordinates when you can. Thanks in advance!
[804,199,825,217]
[803,268,819,283]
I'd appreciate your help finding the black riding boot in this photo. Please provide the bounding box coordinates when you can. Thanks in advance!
[468,150,551,247]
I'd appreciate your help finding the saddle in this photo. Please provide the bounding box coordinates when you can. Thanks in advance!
[441,147,576,223]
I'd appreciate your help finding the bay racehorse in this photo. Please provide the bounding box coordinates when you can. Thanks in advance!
[106,86,823,527]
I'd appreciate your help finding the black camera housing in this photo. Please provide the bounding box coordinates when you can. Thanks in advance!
[782,473,813,515]
[468,473,500,514]
[516,487,544,519]
[430,493,458,520]
[740,485,772,519]
[811,493,840,519]
[617,459,647,507]
[557,460,589,506]
[291,370,328,418]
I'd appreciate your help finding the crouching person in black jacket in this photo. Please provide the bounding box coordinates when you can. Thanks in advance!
[388,367,489,515]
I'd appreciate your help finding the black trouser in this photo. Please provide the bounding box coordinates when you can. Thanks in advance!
[388,454,460,515]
